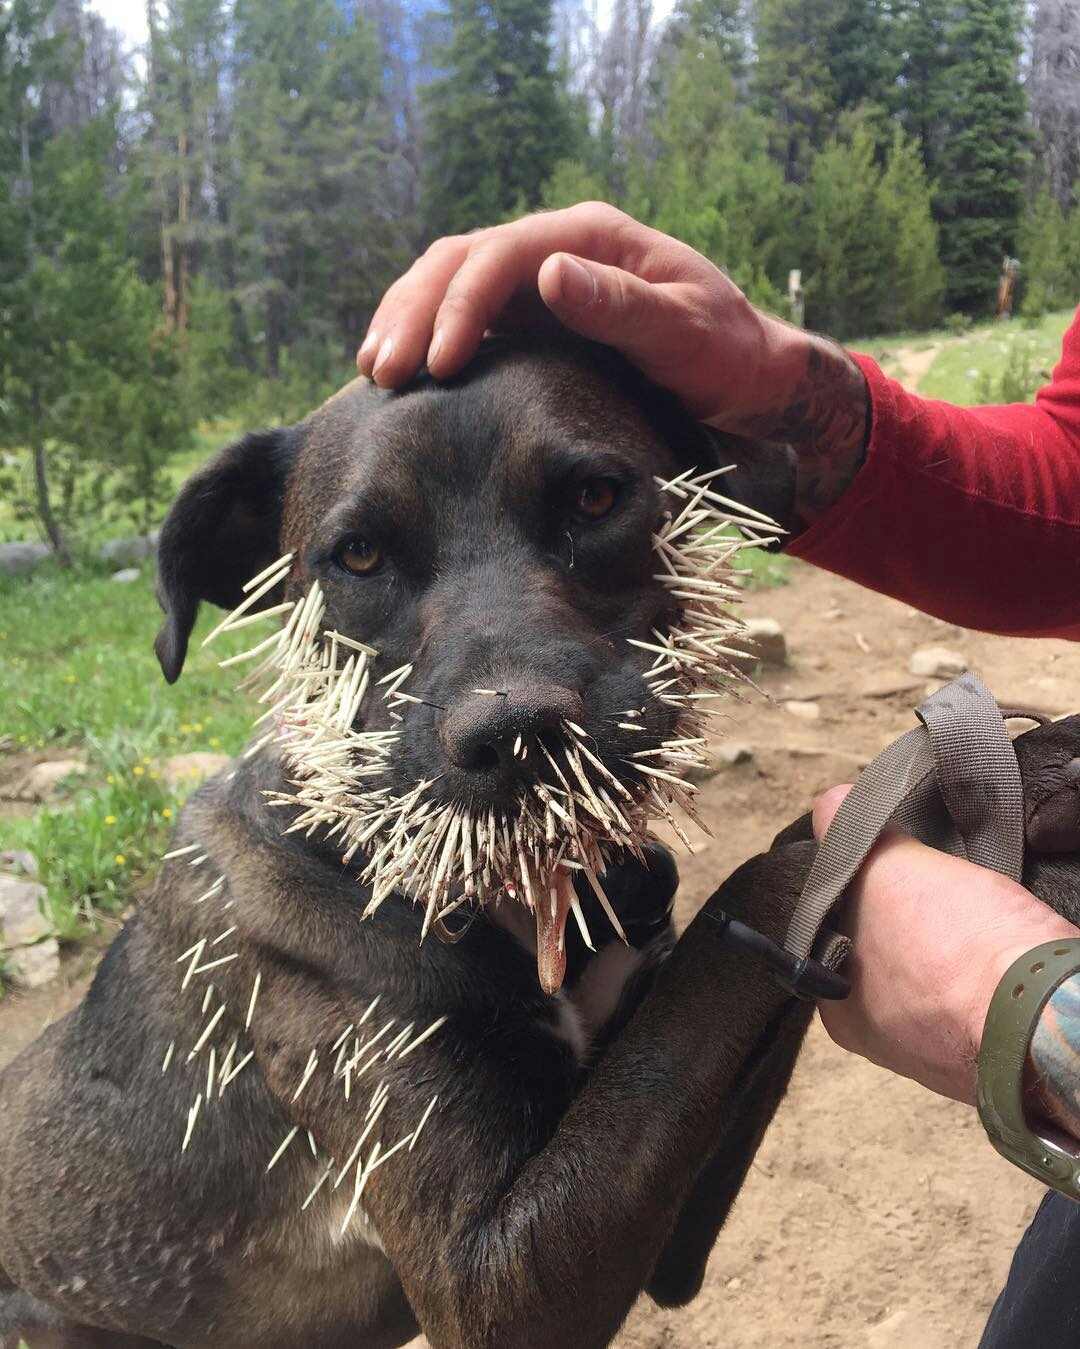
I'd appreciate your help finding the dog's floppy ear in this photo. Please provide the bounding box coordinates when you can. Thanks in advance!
[154,426,301,683]
[700,428,799,538]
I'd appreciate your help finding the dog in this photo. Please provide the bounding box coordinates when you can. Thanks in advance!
[4,336,1080,1349]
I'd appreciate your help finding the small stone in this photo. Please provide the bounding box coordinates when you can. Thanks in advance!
[729,617,787,673]
[159,752,231,790]
[858,678,923,701]
[908,646,968,680]
[685,742,755,782]
[0,850,39,879]
[99,531,158,567]
[725,1276,743,1291]
[0,875,59,988]
[4,758,86,802]
[782,699,821,721]
[111,567,140,584]
[0,540,51,577]
[823,606,847,620]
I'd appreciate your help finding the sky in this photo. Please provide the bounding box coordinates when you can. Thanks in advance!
[94,0,670,49]
[98,0,148,47]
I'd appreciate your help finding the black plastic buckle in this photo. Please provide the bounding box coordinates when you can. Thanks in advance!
[705,909,850,1001]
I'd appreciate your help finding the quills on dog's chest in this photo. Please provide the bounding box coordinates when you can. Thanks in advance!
[202,467,777,996]
[159,840,446,1241]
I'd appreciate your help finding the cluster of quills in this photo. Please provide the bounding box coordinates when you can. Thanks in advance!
[203,466,776,953]
[161,840,444,1235]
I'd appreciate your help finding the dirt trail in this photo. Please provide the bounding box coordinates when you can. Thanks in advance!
[4,562,1075,1348]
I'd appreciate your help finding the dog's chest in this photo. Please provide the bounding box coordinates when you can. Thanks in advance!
[487,903,653,1060]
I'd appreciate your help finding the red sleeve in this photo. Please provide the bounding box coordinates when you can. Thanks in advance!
[786,308,1080,639]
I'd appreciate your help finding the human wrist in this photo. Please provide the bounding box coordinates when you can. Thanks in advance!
[728,318,870,526]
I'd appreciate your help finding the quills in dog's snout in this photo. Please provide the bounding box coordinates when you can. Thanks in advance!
[205,468,778,991]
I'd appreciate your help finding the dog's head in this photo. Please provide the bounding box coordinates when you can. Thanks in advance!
[156,338,792,990]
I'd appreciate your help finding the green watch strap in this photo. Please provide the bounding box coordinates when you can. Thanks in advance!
[977,937,1080,1196]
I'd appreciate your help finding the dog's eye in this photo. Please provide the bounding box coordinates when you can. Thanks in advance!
[573,478,619,521]
[335,538,383,575]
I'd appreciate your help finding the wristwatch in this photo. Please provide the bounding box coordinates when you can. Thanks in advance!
[977,937,1080,1198]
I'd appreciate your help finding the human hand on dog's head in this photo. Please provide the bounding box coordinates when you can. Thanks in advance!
[358,203,869,523]
[812,784,1080,1108]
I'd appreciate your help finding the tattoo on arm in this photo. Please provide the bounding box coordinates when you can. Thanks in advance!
[743,334,871,527]
[1029,974,1080,1141]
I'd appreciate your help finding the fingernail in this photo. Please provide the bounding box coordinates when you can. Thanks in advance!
[358,329,378,360]
[559,257,596,308]
[427,328,443,368]
[372,336,394,378]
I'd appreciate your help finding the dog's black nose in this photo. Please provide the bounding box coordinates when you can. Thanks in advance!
[441,685,584,783]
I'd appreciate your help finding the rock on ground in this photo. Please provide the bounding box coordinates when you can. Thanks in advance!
[99,531,158,567]
[0,873,59,988]
[0,541,51,577]
[1,758,86,802]
[159,752,232,790]
[686,742,755,783]
[781,699,821,721]
[730,618,787,673]
[111,567,141,584]
[909,645,969,679]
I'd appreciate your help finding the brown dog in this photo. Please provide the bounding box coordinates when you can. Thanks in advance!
[4,338,1080,1349]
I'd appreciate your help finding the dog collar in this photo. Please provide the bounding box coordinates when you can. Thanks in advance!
[977,938,1080,1199]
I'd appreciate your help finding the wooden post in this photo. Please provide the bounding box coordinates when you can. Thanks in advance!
[788,269,805,328]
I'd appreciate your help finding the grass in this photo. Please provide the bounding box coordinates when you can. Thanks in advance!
[0,563,255,950]
[845,308,1074,402]
[0,424,234,547]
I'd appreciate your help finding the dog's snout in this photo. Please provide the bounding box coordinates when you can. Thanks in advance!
[441,686,584,781]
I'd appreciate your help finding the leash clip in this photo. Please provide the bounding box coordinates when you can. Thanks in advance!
[707,909,850,1001]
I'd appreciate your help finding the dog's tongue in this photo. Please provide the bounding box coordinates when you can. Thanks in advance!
[535,868,574,995]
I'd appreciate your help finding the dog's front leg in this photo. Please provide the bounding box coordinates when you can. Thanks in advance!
[277,844,811,1349]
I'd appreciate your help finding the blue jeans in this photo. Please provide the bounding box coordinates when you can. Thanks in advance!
[980,1191,1080,1346]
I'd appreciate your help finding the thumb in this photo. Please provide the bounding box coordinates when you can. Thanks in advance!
[537,252,683,372]
[812,784,855,841]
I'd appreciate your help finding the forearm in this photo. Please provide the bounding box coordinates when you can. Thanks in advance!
[785,309,1080,639]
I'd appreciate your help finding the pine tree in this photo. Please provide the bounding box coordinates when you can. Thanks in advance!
[892,0,951,184]
[421,0,571,233]
[752,0,840,183]
[876,126,944,330]
[803,124,891,335]
[934,0,1028,315]
[1018,188,1072,317]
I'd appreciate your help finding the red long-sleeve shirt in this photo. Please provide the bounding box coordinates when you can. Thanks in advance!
[786,309,1080,639]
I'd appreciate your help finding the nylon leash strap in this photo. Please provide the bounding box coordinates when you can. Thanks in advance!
[778,670,1026,998]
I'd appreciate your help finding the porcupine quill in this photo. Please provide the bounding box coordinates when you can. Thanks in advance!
[202,470,778,994]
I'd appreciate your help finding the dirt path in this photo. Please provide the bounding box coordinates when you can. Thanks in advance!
[4,562,1075,1348]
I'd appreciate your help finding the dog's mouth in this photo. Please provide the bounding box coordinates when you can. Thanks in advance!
[206,469,777,993]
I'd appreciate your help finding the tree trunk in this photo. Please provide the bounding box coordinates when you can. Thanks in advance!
[31,428,73,568]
